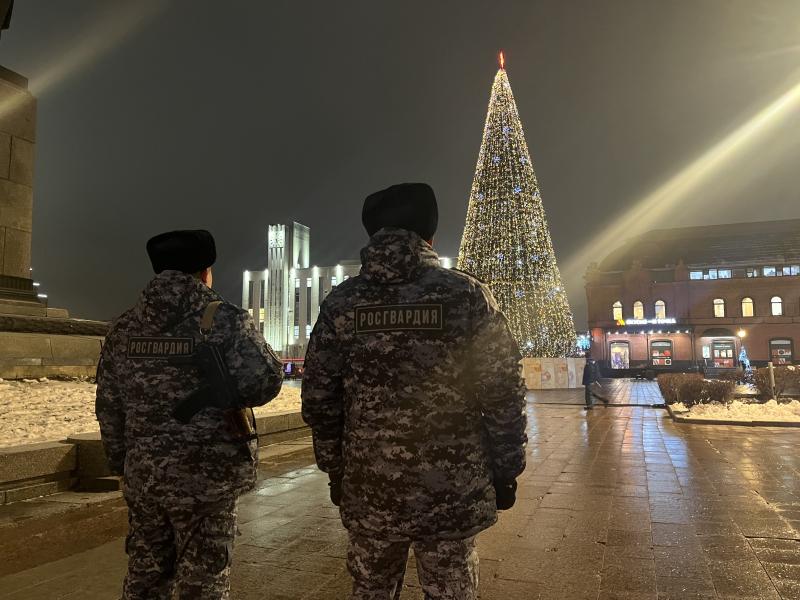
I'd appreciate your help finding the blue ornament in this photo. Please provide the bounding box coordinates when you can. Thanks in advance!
[492,156,501,164]
[513,186,522,194]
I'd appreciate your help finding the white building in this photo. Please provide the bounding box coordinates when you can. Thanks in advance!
[242,222,454,359]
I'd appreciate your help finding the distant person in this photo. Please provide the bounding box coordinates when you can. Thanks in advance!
[95,230,283,599]
[583,358,607,409]
[302,183,528,599]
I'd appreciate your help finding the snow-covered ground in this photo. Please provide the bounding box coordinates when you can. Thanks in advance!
[0,379,302,448]
[670,399,800,422]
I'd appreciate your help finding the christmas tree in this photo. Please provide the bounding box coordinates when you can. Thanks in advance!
[458,52,576,357]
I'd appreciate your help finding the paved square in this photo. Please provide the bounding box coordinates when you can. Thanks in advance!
[2,382,800,599]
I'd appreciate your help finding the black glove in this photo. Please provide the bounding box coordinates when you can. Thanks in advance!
[328,472,343,507]
[494,479,517,510]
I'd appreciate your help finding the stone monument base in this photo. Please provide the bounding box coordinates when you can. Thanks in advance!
[0,309,108,379]
[521,357,586,390]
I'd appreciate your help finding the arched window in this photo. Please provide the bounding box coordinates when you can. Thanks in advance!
[771,296,783,316]
[713,298,725,318]
[633,300,644,320]
[612,301,623,321]
[654,300,666,320]
[741,297,754,317]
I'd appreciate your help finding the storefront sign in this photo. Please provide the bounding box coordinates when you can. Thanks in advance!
[623,318,677,325]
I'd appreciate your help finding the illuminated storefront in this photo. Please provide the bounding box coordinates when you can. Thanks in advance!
[585,219,800,374]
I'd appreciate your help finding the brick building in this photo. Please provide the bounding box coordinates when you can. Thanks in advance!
[585,219,800,375]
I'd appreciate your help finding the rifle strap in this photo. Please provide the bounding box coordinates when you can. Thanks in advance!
[200,301,223,339]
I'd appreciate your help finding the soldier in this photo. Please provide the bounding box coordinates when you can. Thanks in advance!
[302,183,528,599]
[95,230,283,599]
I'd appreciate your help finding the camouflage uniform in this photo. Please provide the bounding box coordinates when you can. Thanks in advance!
[96,270,283,599]
[301,228,527,599]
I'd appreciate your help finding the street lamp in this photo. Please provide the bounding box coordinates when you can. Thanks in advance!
[737,329,747,339]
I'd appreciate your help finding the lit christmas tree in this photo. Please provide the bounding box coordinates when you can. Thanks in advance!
[458,52,576,357]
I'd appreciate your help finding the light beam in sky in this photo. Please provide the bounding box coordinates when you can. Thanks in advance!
[0,1,165,119]
[29,1,165,96]
[563,68,800,282]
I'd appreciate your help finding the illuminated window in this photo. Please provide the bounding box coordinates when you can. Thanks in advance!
[713,298,725,318]
[718,269,732,279]
[741,297,754,317]
[707,269,718,280]
[612,301,623,321]
[690,271,703,280]
[610,341,630,369]
[633,301,644,320]
[331,277,337,287]
[654,300,666,320]
[764,266,777,277]
[651,340,673,366]
[294,279,300,327]
[771,296,783,316]
[747,268,759,278]
[770,339,793,365]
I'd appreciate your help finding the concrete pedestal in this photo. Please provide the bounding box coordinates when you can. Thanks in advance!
[0,67,109,378]
[0,68,38,311]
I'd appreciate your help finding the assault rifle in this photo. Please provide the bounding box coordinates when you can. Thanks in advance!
[169,301,257,443]
[170,341,257,443]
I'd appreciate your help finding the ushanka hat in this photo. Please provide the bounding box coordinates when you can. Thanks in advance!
[362,183,438,240]
[146,229,216,274]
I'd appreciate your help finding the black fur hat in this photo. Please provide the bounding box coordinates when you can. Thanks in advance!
[362,183,438,240]
[146,229,216,274]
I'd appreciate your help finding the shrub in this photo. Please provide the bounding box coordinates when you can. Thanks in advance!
[714,370,742,384]
[679,377,707,408]
[753,366,800,399]
[700,379,735,405]
[657,373,679,404]
[657,373,734,407]
[658,373,702,405]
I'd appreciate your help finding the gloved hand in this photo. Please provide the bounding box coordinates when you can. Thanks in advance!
[494,479,517,510]
[328,471,343,506]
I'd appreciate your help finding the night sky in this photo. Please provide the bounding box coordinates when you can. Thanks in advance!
[2,1,800,328]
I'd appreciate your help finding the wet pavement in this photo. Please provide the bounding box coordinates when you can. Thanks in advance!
[3,382,800,599]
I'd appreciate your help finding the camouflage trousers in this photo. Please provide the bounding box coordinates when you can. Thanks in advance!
[347,532,479,600]
[122,494,238,600]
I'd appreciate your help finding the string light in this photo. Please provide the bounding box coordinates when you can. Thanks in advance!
[457,54,576,358]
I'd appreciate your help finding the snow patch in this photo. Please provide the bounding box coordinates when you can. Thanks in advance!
[674,399,800,423]
[0,380,301,448]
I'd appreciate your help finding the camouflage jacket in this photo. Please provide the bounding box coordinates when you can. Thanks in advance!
[301,228,527,540]
[95,270,283,504]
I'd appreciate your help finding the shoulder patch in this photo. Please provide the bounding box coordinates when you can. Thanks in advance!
[127,337,195,358]
[355,304,443,334]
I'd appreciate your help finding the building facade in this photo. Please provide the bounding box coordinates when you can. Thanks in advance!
[585,219,800,375]
[243,223,454,359]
